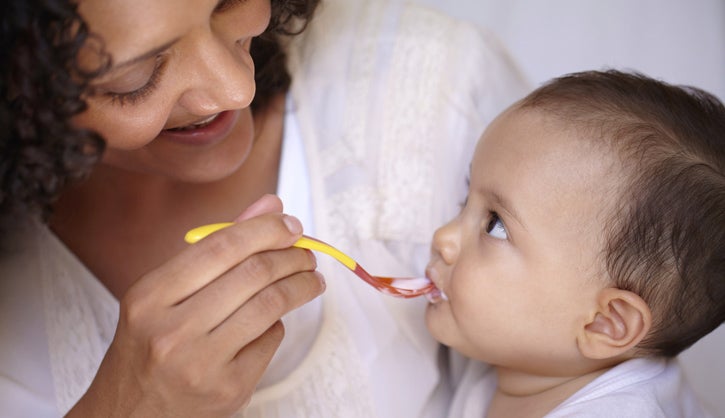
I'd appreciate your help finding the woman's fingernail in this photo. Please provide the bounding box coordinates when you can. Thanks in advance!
[314,271,327,289]
[283,215,302,234]
[306,249,318,267]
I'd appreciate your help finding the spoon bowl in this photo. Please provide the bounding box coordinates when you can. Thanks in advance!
[184,223,435,298]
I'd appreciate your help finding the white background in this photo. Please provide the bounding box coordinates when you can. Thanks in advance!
[413,0,725,416]
[415,0,725,100]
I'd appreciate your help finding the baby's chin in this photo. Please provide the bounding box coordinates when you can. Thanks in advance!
[424,297,453,345]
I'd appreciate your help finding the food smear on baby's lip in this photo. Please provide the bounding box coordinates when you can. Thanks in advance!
[425,287,448,304]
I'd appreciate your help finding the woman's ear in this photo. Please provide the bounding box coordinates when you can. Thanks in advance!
[577,288,652,360]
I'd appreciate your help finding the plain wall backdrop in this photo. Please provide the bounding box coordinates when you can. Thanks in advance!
[413,0,725,416]
[416,0,725,100]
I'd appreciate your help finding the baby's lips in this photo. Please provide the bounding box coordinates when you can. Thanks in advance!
[423,265,449,303]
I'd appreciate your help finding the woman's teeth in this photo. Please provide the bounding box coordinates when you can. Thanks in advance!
[169,113,220,131]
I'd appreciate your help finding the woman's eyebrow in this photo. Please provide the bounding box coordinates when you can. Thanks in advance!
[109,38,179,71]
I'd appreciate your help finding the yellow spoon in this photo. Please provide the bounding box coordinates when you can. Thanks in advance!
[184,222,435,298]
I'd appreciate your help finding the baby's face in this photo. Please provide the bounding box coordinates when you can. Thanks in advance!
[425,107,625,375]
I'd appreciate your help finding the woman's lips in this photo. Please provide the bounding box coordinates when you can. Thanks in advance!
[158,109,240,146]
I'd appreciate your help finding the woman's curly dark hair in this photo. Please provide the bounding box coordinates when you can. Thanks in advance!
[251,0,320,112]
[1,0,106,228]
[0,0,319,229]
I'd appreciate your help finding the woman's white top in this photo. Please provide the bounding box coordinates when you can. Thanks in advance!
[0,0,529,416]
[256,96,321,388]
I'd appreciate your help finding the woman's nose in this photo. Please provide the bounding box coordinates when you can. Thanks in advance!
[177,34,255,114]
[432,219,460,265]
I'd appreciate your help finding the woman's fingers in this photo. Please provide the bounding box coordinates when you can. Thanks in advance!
[114,266,324,409]
[209,269,325,361]
[234,194,284,221]
[177,246,318,333]
[88,198,327,417]
[128,212,303,307]
[202,321,286,414]
[226,320,286,403]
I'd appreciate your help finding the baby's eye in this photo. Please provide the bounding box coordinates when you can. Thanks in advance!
[485,212,507,240]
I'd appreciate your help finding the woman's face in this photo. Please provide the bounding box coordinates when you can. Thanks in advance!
[75,0,271,182]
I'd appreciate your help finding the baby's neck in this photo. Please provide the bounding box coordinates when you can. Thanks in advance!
[486,366,610,418]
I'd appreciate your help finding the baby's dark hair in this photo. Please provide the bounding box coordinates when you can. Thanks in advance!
[518,70,725,357]
[0,0,319,228]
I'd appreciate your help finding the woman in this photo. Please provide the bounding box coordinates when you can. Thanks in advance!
[0,0,528,416]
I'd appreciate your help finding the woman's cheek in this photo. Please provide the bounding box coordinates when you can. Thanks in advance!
[75,101,171,150]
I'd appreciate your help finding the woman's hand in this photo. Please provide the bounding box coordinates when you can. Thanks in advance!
[67,195,325,417]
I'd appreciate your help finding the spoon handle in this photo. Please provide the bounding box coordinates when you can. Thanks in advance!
[184,222,234,243]
[293,236,357,270]
[184,223,357,271]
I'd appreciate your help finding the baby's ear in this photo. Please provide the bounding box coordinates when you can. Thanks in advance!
[577,288,652,360]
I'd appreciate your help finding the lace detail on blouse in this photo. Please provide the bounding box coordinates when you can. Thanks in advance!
[36,222,119,415]
[377,6,452,243]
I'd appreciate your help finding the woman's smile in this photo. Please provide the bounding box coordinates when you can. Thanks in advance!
[167,112,223,131]
[160,109,240,146]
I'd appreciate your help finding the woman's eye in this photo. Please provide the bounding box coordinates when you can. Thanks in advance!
[105,55,167,106]
[485,212,508,240]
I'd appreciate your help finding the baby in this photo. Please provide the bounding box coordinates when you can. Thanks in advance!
[425,70,724,417]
